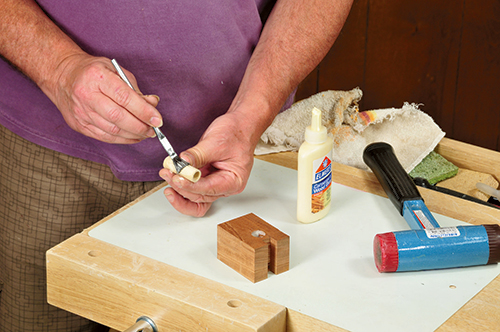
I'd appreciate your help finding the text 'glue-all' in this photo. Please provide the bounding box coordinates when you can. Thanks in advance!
[297,107,333,223]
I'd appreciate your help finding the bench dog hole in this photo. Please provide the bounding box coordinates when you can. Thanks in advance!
[88,250,102,257]
[227,299,243,308]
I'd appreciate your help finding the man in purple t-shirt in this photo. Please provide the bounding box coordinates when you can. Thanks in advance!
[0,0,352,330]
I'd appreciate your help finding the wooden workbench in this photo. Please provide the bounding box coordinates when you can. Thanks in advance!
[46,138,500,331]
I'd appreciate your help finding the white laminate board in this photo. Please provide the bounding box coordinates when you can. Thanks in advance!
[89,159,500,332]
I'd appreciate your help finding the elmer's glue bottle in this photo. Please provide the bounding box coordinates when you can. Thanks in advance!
[297,107,333,223]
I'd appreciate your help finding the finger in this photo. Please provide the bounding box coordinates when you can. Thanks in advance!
[86,93,156,139]
[114,69,159,108]
[181,154,247,196]
[159,163,212,184]
[65,100,146,143]
[169,175,223,202]
[163,187,212,217]
[102,68,163,128]
[159,167,225,203]
[119,71,160,109]
[75,121,142,144]
[143,94,160,107]
[181,146,209,169]
[166,173,245,212]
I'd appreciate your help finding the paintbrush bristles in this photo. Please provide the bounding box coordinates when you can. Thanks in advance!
[163,157,201,183]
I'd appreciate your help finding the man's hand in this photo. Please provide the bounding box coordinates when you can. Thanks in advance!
[0,1,163,144]
[51,55,162,144]
[158,0,353,216]
[159,112,255,217]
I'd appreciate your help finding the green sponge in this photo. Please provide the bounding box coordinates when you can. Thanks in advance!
[409,151,459,185]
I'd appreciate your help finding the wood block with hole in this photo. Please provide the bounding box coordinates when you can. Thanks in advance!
[217,213,290,283]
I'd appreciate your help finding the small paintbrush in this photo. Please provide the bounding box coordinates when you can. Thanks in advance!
[111,59,200,182]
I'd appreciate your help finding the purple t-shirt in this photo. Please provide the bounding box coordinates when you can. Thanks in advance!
[0,0,276,181]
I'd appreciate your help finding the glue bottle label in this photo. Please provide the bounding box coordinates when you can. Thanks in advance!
[311,154,332,213]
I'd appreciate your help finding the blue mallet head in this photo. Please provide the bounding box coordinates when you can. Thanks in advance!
[363,142,500,273]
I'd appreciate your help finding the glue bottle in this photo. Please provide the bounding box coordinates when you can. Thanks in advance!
[297,107,333,223]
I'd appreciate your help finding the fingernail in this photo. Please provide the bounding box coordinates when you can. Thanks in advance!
[165,192,174,203]
[159,170,168,181]
[149,94,160,102]
[150,117,163,127]
[147,128,156,138]
[173,176,184,188]
[181,152,194,165]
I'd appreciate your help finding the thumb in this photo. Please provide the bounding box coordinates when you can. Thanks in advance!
[181,142,213,169]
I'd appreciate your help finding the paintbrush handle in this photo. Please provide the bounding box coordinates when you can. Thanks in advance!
[111,59,135,90]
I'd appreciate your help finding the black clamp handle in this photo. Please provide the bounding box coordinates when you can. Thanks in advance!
[362,142,422,215]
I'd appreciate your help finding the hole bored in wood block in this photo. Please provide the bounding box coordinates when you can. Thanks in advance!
[217,213,290,283]
[252,230,266,238]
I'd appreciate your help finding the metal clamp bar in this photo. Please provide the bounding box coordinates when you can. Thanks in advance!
[123,316,158,332]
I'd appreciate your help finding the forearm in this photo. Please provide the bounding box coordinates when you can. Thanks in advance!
[161,0,354,216]
[0,0,85,98]
[230,0,353,145]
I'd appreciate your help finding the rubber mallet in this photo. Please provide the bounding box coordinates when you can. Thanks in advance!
[363,142,500,272]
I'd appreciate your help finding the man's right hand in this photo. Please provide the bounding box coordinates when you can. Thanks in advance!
[1,1,162,144]
[50,55,162,144]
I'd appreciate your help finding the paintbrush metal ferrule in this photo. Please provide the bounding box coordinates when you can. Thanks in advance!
[152,127,177,158]
[152,127,190,174]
